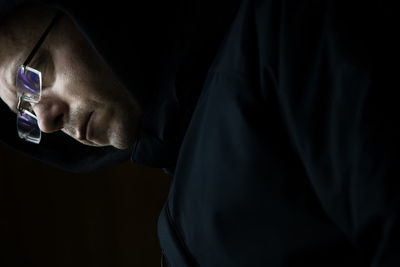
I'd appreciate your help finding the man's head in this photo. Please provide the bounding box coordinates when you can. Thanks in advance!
[0,5,142,149]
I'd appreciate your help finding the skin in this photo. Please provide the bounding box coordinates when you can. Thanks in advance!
[0,5,142,149]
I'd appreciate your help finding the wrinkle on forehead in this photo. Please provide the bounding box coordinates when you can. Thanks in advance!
[0,34,18,114]
[0,65,18,113]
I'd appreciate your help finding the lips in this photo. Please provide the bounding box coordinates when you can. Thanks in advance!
[78,111,93,141]
[85,111,94,141]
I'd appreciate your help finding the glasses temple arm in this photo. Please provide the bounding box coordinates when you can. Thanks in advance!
[22,11,63,68]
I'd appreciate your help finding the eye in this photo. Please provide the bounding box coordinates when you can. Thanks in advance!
[31,50,54,88]
[42,57,55,88]
[39,60,50,87]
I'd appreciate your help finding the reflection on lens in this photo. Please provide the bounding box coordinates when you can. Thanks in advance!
[16,66,42,103]
[17,110,41,144]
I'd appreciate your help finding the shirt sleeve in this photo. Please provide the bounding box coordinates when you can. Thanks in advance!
[256,0,400,265]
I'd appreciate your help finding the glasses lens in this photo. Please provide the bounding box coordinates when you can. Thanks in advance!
[17,109,41,144]
[16,66,42,103]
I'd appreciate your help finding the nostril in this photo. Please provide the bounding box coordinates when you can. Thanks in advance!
[54,114,63,127]
[32,98,68,133]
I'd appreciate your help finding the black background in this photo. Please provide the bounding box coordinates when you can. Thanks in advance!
[0,144,172,267]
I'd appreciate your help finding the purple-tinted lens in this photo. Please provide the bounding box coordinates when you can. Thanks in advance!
[17,110,41,144]
[16,66,42,102]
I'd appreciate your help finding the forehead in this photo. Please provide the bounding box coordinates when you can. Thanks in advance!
[0,6,54,113]
[0,29,22,113]
[0,29,17,108]
[0,69,18,113]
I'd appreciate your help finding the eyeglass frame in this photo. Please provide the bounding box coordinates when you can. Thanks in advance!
[15,11,63,144]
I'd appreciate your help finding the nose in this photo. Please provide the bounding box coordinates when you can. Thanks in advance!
[32,98,68,133]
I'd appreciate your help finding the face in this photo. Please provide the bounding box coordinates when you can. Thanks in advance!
[0,6,142,149]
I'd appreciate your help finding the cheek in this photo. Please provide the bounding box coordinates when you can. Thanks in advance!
[52,41,107,99]
[50,26,136,115]
[51,51,94,103]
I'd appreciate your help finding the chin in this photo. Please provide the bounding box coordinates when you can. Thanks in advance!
[108,124,138,150]
[77,138,105,147]
[111,143,130,150]
[109,134,137,150]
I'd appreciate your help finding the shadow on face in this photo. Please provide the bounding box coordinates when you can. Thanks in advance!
[0,4,142,149]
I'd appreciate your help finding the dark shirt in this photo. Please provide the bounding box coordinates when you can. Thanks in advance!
[1,0,399,266]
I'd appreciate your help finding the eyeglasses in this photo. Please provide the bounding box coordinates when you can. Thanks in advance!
[16,12,62,144]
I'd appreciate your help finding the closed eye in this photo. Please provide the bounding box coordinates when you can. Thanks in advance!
[30,49,54,88]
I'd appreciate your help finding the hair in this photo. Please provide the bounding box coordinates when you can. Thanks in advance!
[1,4,56,44]
[0,4,57,69]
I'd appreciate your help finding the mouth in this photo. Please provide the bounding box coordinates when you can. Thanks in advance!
[78,111,93,141]
[85,111,94,141]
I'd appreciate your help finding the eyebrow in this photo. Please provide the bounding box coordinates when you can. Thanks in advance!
[7,61,19,97]
[8,104,18,114]
[10,64,18,87]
